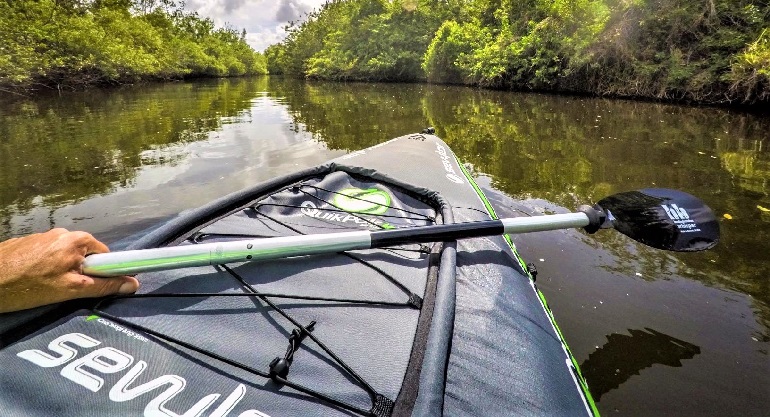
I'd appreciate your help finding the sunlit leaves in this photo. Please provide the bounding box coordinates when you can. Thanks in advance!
[264,0,770,104]
[423,20,491,83]
[730,28,770,102]
[268,0,443,81]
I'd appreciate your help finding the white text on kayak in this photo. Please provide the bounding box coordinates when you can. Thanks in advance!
[16,332,270,417]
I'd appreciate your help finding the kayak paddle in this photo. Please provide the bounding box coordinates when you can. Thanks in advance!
[83,188,719,277]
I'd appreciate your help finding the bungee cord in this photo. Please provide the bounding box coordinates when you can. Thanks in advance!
[90,179,442,417]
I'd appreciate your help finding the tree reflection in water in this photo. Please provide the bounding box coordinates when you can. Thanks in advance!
[580,328,700,401]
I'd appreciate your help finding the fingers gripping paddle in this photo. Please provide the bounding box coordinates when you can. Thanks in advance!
[594,188,719,252]
[82,188,720,277]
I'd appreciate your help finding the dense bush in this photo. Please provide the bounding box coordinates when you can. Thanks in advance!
[267,0,770,105]
[0,0,266,92]
[731,28,770,102]
[268,0,445,82]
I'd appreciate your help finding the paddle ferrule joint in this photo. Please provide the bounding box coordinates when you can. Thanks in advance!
[578,205,607,234]
[501,213,590,234]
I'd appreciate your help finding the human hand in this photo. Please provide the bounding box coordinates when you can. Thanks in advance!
[0,228,139,313]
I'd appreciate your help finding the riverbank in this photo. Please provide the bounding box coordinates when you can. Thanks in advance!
[0,1,266,95]
[265,0,770,106]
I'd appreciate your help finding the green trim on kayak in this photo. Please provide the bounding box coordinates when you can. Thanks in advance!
[455,162,529,273]
[537,289,601,416]
[455,156,601,417]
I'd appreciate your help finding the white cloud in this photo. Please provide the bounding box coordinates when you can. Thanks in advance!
[275,0,305,21]
[183,0,327,52]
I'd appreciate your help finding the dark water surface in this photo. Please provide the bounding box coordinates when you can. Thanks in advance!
[1,77,768,415]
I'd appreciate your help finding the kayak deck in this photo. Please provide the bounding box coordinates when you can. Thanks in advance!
[0,133,596,416]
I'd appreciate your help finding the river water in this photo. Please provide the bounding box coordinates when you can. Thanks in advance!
[1,77,768,415]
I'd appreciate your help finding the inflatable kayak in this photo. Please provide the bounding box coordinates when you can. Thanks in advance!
[0,132,600,416]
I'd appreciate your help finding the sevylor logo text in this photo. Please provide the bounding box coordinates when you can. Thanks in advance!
[16,332,270,417]
[434,143,464,184]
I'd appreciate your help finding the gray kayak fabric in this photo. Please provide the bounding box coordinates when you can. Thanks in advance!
[0,133,593,416]
[334,135,593,417]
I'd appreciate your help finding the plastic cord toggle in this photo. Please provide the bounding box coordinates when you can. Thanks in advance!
[269,321,316,381]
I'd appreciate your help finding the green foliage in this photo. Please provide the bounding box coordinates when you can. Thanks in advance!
[736,28,770,76]
[266,0,770,104]
[0,0,266,92]
[446,0,611,89]
[423,20,489,84]
[730,28,770,102]
[270,0,445,81]
[264,44,287,75]
[583,0,770,102]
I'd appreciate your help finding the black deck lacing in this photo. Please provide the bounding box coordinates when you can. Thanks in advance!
[251,209,426,308]
[91,180,439,417]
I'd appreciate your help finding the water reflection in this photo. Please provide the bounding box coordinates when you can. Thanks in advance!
[0,79,266,212]
[2,77,767,323]
[580,328,701,401]
[0,76,768,414]
[264,78,431,150]
[0,77,343,242]
[261,79,769,332]
[426,92,770,333]
[482,184,768,413]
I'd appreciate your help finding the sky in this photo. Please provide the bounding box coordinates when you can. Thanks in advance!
[183,0,328,52]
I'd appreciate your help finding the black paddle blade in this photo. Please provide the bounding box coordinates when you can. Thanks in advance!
[596,188,720,252]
